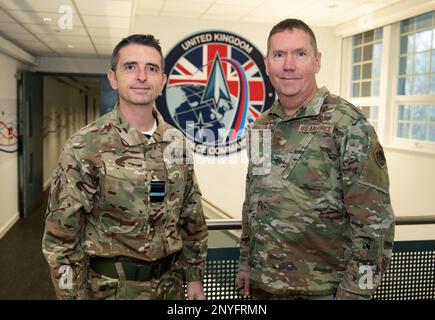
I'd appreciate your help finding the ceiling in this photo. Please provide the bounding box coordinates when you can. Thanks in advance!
[0,0,404,58]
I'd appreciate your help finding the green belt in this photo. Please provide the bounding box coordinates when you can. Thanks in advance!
[89,252,179,281]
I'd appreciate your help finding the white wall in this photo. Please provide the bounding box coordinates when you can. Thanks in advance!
[0,52,22,238]
[43,76,99,189]
[33,57,110,74]
[385,148,435,240]
[132,15,339,217]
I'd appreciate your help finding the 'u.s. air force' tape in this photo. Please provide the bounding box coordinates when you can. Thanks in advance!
[150,181,166,202]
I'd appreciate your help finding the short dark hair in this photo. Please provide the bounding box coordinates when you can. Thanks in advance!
[267,19,318,55]
[110,34,164,71]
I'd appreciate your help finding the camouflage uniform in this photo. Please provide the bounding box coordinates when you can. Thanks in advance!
[42,103,208,299]
[239,87,395,299]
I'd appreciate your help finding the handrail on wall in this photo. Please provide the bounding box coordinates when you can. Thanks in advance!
[206,215,435,230]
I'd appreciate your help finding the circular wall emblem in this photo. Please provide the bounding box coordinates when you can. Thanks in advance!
[157,30,275,156]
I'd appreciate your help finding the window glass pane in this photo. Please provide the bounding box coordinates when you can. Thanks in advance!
[411,124,426,140]
[406,54,414,74]
[415,51,430,73]
[397,123,410,138]
[410,105,428,121]
[399,56,408,75]
[362,63,372,79]
[432,74,435,94]
[363,45,373,61]
[430,105,435,121]
[398,78,406,95]
[401,17,414,33]
[364,30,374,43]
[398,77,413,95]
[413,75,430,94]
[433,29,435,49]
[375,28,383,40]
[360,106,370,118]
[400,35,414,54]
[429,124,435,141]
[373,43,382,61]
[415,30,432,51]
[371,106,379,118]
[352,83,360,97]
[352,65,361,80]
[353,47,362,62]
[373,59,381,78]
[398,105,411,120]
[432,51,435,72]
[361,81,371,96]
[416,12,433,30]
[353,33,362,46]
[371,80,380,96]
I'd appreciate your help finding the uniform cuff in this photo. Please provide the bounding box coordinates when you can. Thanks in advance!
[183,267,204,282]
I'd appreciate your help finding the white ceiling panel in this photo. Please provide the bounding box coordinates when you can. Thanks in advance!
[74,0,132,17]
[87,36,119,45]
[0,9,14,22]
[6,10,82,27]
[216,0,263,5]
[0,0,74,13]
[136,0,164,14]
[0,0,415,59]
[0,21,31,33]
[3,32,39,41]
[162,0,211,14]
[161,11,202,18]
[28,24,88,36]
[81,15,130,28]
[88,27,129,37]
[204,4,255,16]
[202,14,244,21]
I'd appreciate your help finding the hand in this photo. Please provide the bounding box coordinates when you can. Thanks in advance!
[236,271,250,297]
[186,281,206,300]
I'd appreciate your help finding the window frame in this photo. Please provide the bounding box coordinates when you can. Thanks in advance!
[340,12,435,155]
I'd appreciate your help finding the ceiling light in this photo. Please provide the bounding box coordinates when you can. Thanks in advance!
[43,17,52,22]
[67,44,74,49]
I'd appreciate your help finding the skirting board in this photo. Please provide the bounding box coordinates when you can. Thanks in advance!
[0,213,19,239]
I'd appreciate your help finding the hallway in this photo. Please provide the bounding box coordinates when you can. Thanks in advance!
[0,191,55,300]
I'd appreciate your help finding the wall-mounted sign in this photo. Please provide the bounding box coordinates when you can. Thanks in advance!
[157,30,275,156]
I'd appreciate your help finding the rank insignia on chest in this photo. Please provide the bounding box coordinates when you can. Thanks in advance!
[298,123,334,134]
[150,181,166,202]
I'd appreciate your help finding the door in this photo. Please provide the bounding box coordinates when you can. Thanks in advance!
[17,71,43,217]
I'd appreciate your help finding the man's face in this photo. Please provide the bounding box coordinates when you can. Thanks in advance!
[107,44,166,108]
[265,29,321,105]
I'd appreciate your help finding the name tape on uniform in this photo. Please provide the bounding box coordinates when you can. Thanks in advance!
[298,123,334,134]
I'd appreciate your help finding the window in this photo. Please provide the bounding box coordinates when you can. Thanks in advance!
[397,104,435,141]
[360,105,379,132]
[341,10,435,153]
[398,12,435,95]
[351,28,383,97]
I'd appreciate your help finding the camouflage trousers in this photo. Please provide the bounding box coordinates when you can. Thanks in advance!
[85,261,185,300]
[252,287,335,300]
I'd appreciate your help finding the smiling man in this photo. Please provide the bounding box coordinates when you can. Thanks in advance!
[236,19,395,300]
[42,34,208,300]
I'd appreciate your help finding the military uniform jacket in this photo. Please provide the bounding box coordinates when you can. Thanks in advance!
[239,87,395,299]
[42,104,208,299]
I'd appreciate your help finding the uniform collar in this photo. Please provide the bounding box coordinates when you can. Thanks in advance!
[269,86,330,121]
[110,102,174,146]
